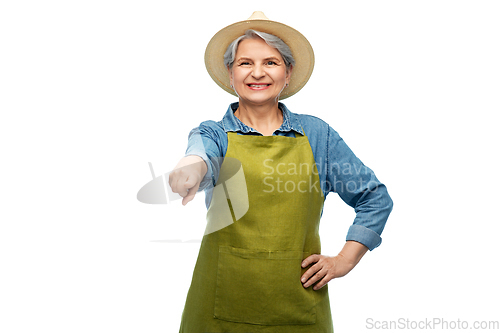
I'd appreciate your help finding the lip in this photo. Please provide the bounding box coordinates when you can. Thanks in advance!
[246,83,271,90]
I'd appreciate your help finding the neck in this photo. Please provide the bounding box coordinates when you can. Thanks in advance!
[235,100,283,136]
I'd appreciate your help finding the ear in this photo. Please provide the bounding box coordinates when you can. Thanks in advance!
[286,65,293,84]
[227,66,233,88]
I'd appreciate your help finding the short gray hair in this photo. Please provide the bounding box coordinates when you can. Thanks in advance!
[223,29,295,70]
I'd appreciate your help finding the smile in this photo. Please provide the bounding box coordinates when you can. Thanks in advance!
[247,84,271,90]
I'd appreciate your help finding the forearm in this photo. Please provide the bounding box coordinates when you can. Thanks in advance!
[338,240,369,268]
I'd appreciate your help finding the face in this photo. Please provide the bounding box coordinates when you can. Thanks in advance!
[228,38,292,106]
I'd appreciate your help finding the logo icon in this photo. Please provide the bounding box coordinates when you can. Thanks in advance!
[137,162,182,204]
[137,157,249,236]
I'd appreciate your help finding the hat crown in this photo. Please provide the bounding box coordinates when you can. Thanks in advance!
[247,11,269,20]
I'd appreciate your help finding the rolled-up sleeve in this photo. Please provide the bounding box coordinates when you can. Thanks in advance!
[326,126,393,250]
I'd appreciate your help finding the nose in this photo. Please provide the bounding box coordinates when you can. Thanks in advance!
[251,65,265,79]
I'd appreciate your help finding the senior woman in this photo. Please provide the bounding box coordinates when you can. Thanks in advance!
[170,11,393,333]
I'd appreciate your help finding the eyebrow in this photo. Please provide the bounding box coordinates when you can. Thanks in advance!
[236,56,282,62]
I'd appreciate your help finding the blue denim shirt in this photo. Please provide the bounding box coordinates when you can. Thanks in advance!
[185,102,393,250]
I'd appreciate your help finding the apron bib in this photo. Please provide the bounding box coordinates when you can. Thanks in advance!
[179,131,333,333]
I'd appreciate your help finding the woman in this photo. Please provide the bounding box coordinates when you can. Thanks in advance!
[170,11,393,332]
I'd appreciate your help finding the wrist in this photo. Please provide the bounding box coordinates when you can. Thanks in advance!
[178,155,208,179]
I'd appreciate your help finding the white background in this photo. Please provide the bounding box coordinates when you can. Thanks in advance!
[1,0,499,332]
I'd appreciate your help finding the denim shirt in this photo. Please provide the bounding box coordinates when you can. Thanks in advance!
[185,102,393,250]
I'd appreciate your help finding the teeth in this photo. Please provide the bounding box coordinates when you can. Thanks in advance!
[249,84,268,87]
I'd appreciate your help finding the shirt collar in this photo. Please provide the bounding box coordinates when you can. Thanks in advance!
[222,102,304,135]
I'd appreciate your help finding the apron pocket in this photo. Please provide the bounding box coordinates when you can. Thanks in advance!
[214,246,317,325]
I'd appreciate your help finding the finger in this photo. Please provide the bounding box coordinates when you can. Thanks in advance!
[301,254,320,268]
[313,273,335,290]
[183,174,198,189]
[313,275,329,290]
[168,171,175,190]
[168,170,177,188]
[182,180,200,206]
[174,172,190,197]
[303,269,327,289]
[311,273,332,290]
[301,263,322,285]
[169,170,184,195]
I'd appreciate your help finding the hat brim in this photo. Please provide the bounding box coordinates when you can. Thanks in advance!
[204,18,314,100]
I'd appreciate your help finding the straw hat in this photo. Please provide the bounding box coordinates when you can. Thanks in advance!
[204,11,314,100]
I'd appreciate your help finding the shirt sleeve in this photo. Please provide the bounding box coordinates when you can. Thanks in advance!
[184,121,225,192]
[326,126,393,250]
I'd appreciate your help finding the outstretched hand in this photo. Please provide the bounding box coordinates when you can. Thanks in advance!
[169,155,207,206]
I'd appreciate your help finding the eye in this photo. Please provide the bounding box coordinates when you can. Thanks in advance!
[239,61,251,66]
[266,61,277,66]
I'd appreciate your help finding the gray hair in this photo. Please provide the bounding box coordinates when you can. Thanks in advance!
[223,29,295,71]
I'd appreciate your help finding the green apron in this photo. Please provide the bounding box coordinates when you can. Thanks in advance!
[179,131,334,332]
